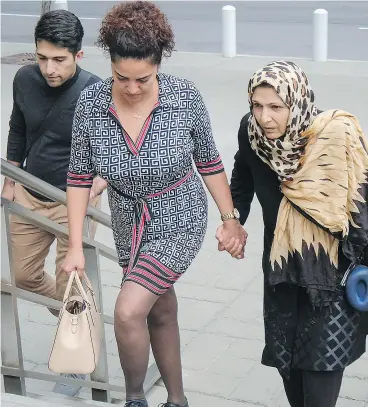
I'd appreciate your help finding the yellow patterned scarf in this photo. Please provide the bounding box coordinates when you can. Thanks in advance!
[271,110,368,272]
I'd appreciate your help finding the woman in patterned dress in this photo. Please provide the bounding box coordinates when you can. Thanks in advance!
[61,2,247,407]
[227,61,368,407]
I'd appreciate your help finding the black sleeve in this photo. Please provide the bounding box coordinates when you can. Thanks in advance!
[85,74,102,88]
[230,114,255,225]
[362,245,368,266]
[6,74,26,163]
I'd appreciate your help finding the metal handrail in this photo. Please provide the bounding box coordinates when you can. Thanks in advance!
[0,158,161,403]
[1,159,111,228]
[2,198,118,263]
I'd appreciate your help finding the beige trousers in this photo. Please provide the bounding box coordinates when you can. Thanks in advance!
[10,184,101,301]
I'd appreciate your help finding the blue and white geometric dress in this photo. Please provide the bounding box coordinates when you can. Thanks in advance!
[67,73,224,294]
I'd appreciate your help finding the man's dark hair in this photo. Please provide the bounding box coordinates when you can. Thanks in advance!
[34,10,84,55]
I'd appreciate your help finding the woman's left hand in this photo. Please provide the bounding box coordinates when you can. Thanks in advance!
[216,220,247,259]
[89,176,108,201]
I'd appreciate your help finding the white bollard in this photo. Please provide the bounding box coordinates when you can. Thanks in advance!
[222,5,236,58]
[51,0,68,11]
[313,9,328,62]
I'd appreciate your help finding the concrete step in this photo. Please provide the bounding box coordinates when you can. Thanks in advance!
[32,391,123,406]
[1,392,126,407]
[1,392,113,407]
[1,384,163,407]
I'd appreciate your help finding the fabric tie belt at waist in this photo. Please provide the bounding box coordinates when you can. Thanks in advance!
[110,170,194,274]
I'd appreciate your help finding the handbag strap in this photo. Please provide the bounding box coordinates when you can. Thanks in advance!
[81,272,94,293]
[22,70,92,166]
[63,271,77,303]
[63,271,91,304]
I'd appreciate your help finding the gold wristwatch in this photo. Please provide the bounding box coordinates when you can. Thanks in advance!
[221,208,240,222]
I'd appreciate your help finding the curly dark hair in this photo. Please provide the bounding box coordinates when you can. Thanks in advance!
[96,1,175,65]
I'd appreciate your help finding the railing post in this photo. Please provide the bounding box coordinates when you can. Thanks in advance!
[83,216,93,238]
[84,245,111,402]
[313,9,328,62]
[1,202,26,396]
[41,1,51,15]
[50,0,68,11]
[222,5,236,58]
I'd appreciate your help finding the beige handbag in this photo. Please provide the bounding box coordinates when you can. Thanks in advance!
[48,271,102,374]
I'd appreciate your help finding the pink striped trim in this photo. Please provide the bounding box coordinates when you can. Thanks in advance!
[136,101,159,151]
[108,106,120,125]
[148,170,193,199]
[122,266,128,275]
[137,258,179,282]
[125,274,166,295]
[127,204,151,275]
[135,214,146,250]
[139,254,179,279]
[128,223,138,272]
[197,163,224,174]
[135,117,151,151]
[124,131,138,155]
[133,267,172,288]
[195,156,223,168]
[136,261,163,279]
[109,106,118,117]
[67,171,93,179]
[142,202,152,222]
[67,179,93,186]
[109,106,138,155]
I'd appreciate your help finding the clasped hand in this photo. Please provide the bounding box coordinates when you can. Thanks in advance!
[215,220,247,259]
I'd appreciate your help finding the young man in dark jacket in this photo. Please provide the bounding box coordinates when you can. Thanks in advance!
[1,10,106,396]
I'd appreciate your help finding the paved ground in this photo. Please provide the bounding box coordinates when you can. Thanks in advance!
[1,43,368,406]
[1,1,368,60]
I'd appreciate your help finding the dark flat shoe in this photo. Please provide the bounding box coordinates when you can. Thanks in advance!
[159,398,188,407]
[125,400,149,407]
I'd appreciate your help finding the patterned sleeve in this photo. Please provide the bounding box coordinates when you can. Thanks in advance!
[190,89,224,176]
[67,91,94,188]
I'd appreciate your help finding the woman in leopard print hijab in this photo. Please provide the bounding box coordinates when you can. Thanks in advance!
[247,61,368,293]
[228,60,368,407]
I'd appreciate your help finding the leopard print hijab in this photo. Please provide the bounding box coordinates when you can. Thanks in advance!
[248,61,319,181]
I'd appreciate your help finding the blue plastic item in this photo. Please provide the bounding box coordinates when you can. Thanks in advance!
[345,264,368,312]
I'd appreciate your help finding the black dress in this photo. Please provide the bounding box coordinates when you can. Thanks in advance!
[230,114,368,379]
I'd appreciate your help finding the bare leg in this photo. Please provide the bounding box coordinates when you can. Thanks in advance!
[114,281,160,401]
[148,287,186,405]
